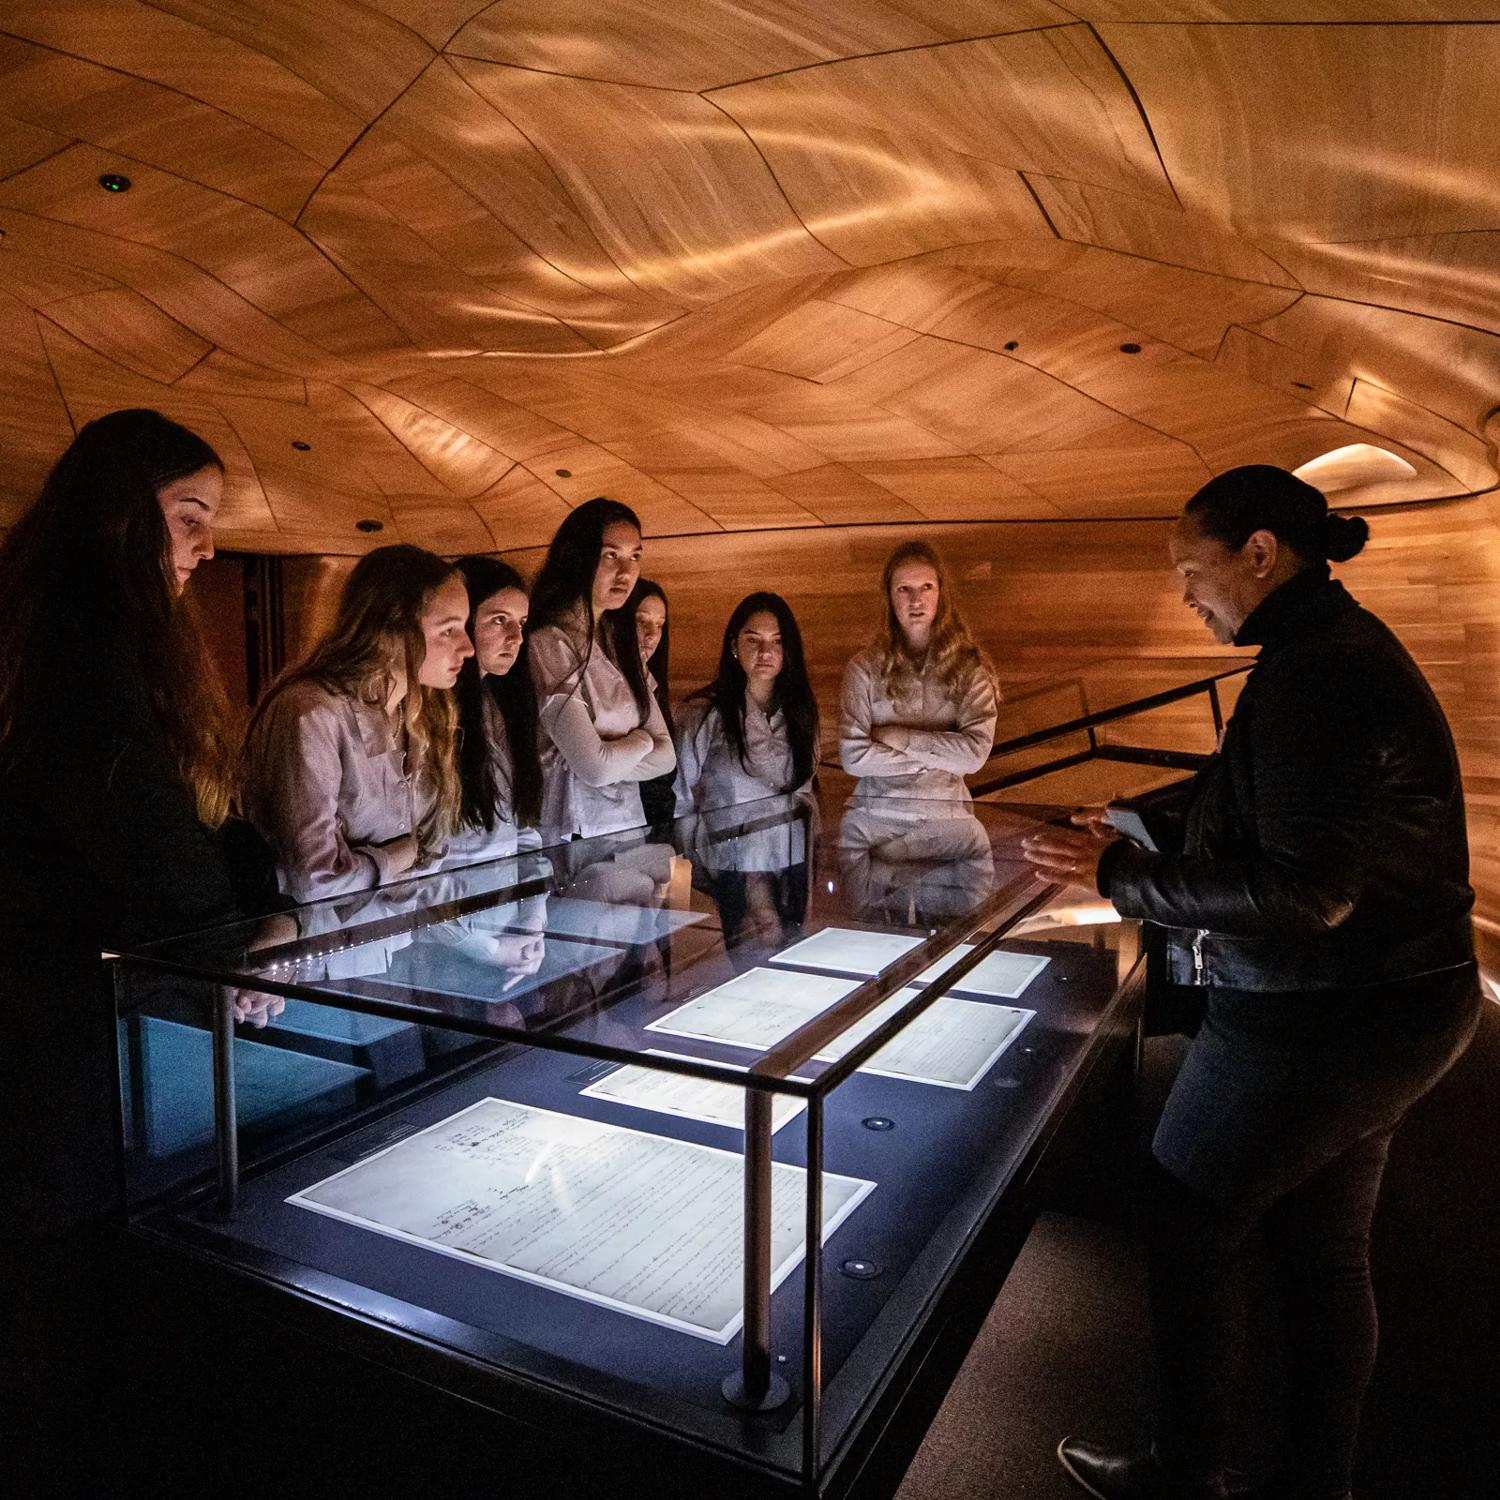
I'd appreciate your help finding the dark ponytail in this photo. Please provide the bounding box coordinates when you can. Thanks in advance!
[1185,464,1368,566]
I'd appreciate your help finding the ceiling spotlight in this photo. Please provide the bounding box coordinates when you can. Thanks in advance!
[1292,381,1313,391]
[1003,341,1019,351]
[355,519,384,533]
[290,440,311,451]
[98,173,132,193]
[1119,342,1142,355]
[555,468,572,478]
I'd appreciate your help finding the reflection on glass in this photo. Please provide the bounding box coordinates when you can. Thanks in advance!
[837,803,995,926]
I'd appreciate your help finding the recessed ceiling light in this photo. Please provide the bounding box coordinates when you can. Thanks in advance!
[355,519,384,533]
[1119,342,1142,355]
[290,440,311,451]
[555,468,571,478]
[1003,341,1019,352]
[98,173,132,193]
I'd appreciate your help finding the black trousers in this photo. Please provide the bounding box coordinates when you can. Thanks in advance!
[1144,964,1482,1497]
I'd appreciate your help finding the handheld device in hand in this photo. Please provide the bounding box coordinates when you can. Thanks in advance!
[1104,804,1159,852]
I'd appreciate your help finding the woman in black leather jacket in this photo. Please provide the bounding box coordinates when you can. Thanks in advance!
[1023,465,1482,1500]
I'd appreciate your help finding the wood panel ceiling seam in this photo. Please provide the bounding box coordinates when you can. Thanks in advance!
[1344,375,1491,485]
[434,58,663,304]
[1021,171,1305,289]
[697,94,855,270]
[697,21,1082,95]
[436,5,509,57]
[0,146,419,363]
[291,55,446,231]
[1019,173,1065,238]
[1081,22,1184,209]
[31,306,76,436]
[0,19,347,169]
[0,138,71,192]
[335,63,684,342]
[135,0,438,132]
[1296,227,1500,246]
[0,206,360,385]
[1244,282,1500,353]
[808,296,1218,469]
[440,51,702,96]
[168,338,215,387]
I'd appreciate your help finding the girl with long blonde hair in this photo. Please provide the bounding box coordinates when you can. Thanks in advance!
[241,544,472,902]
[839,540,999,801]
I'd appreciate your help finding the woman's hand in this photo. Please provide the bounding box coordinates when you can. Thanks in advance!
[1020,818,1118,898]
[378,833,418,878]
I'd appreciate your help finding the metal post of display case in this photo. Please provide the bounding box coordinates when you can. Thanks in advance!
[209,986,239,1220]
[723,1086,790,1411]
[801,1093,825,1483]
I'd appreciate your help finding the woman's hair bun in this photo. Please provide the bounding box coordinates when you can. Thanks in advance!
[1324,512,1370,563]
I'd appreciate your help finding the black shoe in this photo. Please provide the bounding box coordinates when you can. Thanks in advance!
[1057,1436,1229,1500]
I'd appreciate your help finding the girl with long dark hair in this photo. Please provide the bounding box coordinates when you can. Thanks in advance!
[447,555,544,864]
[527,498,674,839]
[241,544,472,902]
[839,539,999,801]
[615,577,676,824]
[0,409,247,1488]
[676,592,818,957]
[675,591,818,810]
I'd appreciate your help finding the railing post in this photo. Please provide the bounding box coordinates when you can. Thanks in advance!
[724,1087,790,1411]
[1208,679,1224,738]
[209,985,239,1220]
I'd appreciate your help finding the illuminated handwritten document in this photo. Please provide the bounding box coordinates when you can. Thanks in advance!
[648,967,1032,1090]
[646,966,861,1051]
[582,1051,807,1133]
[289,1098,873,1343]
[770,927,922,976]
[773,926,1050,999]
[815,989,1033,1091]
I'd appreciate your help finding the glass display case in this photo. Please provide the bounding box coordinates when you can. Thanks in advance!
[112,790,1142,1499]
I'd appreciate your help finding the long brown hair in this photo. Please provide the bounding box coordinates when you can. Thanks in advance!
[0,408,235,827]
[249,545,463,857]
[873,540,996,702]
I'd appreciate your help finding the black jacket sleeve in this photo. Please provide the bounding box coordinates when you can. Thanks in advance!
[1100,651,1373,939]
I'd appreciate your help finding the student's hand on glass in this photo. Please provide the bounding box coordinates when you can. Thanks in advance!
[380,833,419,877]
[230,987,285,1028]
[496,935,546,990]
[225,914,297,1027]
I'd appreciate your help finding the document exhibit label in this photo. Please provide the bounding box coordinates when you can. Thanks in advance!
[289,1098,873,1343]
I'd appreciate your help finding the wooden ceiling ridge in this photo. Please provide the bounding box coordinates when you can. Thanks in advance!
[0,3,1495,544]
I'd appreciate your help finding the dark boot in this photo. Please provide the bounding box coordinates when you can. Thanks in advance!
[1057,1436,1229,1500]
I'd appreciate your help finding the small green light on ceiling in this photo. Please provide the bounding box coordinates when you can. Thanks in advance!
[98,173,132,193]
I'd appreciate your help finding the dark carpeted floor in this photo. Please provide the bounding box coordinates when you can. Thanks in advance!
[896,1000,1500,1500]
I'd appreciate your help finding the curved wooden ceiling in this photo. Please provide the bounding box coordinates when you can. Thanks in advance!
[1,2,1497,552]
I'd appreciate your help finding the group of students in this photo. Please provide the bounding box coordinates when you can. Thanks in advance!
[232,481,999,910]
[0,408,1000,1219]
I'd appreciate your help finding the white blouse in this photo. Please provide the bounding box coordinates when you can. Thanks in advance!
[242,678,436,904]
[673,695,808,811]
[528,609,675,840]
[838,647,998,802]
